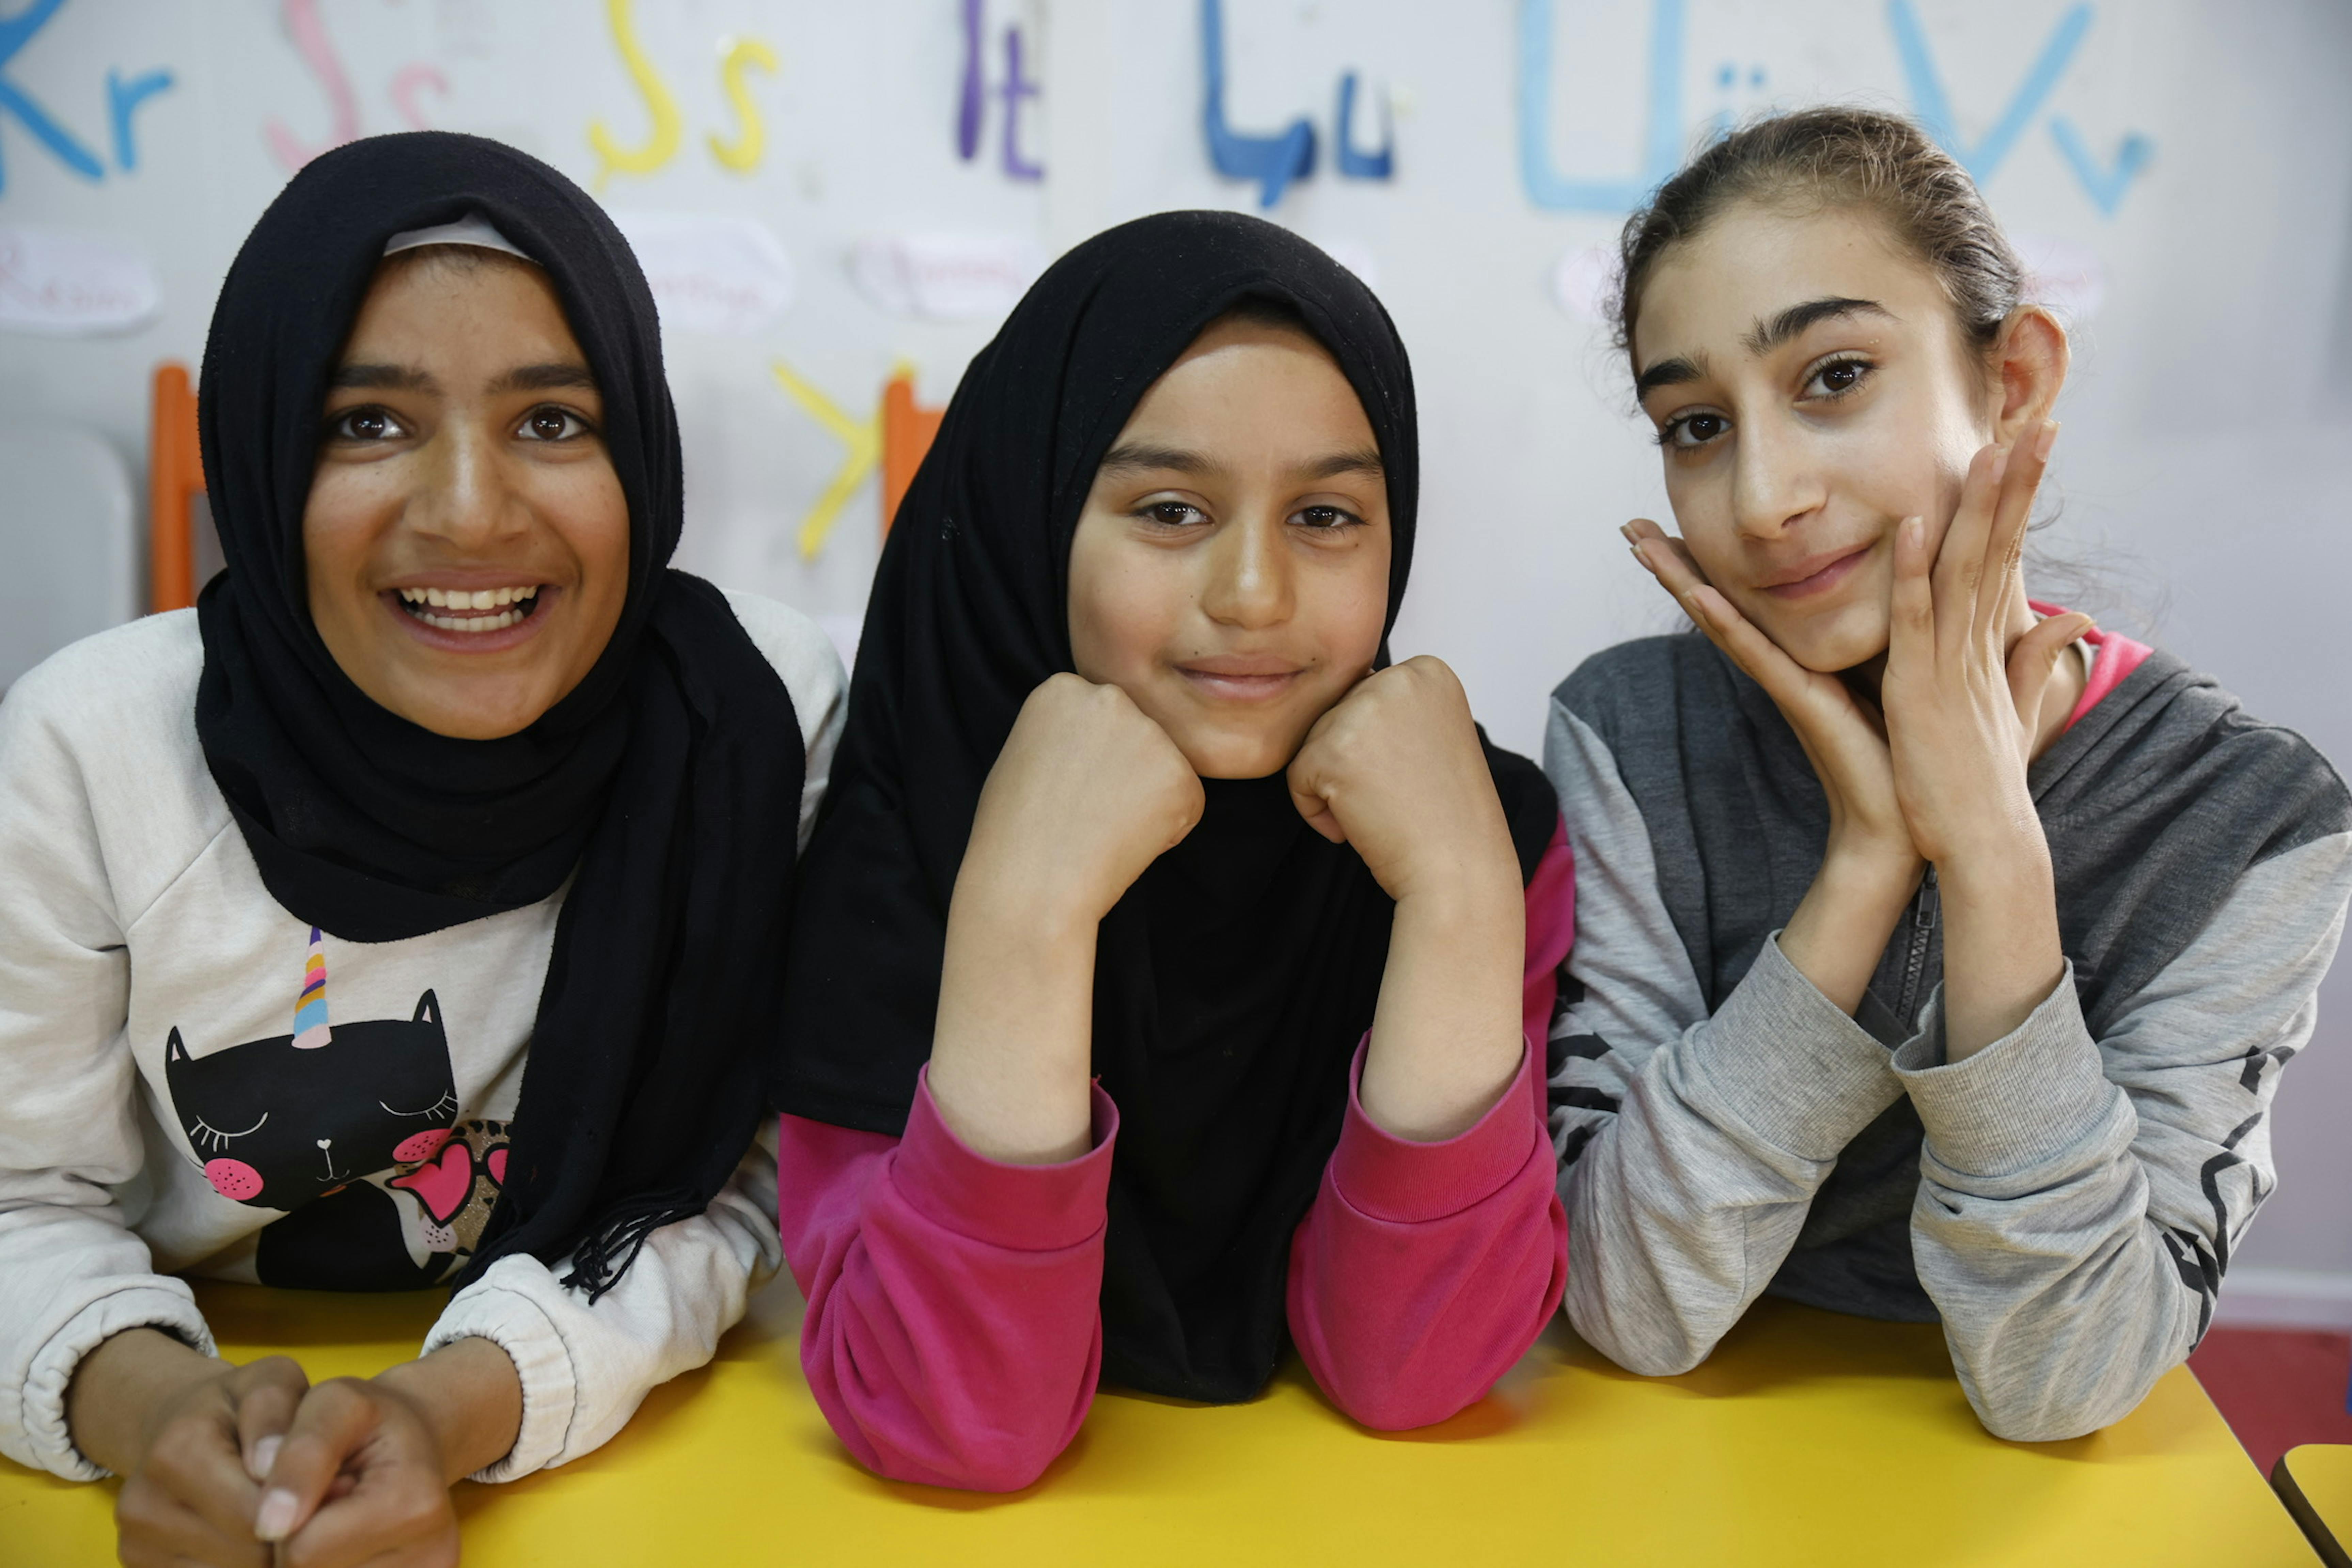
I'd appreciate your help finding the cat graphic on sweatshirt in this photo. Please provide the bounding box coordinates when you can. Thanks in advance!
[162,928,468,1289]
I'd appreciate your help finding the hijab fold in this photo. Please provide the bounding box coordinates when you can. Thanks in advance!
[195,132,805,1298]
[771,211,1554,1401]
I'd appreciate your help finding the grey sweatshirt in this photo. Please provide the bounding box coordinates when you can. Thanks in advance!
[1543,632,2352,1441]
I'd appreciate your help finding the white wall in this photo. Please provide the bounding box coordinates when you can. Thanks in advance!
[2,0,2348,1313]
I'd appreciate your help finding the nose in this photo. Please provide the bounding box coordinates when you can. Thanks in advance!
[1197,507,1293,631]
[1728,411,1828,542]
[409,417,528,551]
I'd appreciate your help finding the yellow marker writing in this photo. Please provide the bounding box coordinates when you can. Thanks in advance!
[708,37,779,173]
[771,359,881,562]
[588,0,682,191]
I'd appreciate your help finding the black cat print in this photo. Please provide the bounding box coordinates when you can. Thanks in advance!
[163,927,478,1290]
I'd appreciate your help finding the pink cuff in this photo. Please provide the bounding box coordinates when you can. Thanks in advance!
[1328,1038,1545,1226]
[893,1067,1119,1253]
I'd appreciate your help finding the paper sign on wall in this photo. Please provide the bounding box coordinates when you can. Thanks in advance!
[0,227,161,336]
[850,233,1044,322]
[1550,244,1615,324]
[609,212,795,336]
[2014,233,2105,323]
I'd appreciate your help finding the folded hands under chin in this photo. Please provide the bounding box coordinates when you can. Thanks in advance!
[1628,421,2089,1058]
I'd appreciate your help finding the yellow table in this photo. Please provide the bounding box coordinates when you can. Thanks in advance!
[2277,1444,2352,1567]
[2,1279,2315,1567]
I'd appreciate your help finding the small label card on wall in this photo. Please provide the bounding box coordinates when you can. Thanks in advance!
[850,233,1044,322]
[0,227,161,337]
[609,212,797,338]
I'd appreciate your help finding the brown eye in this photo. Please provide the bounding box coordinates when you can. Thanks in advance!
[520,406,590,442]
[1293,505,1358,530]
[1805,358,1872,400]
[1139,501,1206,527]
[333,407,404,442]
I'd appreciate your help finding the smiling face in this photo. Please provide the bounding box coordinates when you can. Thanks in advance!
[303,248,630,739]
[1632,201,2012,673]
[1066,312,1392,779]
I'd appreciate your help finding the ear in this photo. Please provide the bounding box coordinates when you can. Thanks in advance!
[1989,305,2069,444]
[413,990,439,1026]
[166,1026,189,1063]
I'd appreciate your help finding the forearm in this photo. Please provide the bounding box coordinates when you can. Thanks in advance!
[1935,837,2065,1061]
[1563,937,1903,1374]
[926,872,1099,1163]
[782,1089,1111,1492]
[1775,846,1919,1016]
[373,1337,522,1485]
[1291,1042,1564,1428]
[1360,865,1525,1142]
[64,1327,222,1476]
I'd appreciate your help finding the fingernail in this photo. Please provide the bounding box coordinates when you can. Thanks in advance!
[2036,419,2059,460]
[247,1434,281,1482]
[255,1488,300,1542]
[1989,446,2010,482]
[1618,522,1637,542]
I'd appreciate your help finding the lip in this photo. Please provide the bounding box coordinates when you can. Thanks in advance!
[1757,542,1873,600]
[381,584,562,655]
[1175,654,1306,702]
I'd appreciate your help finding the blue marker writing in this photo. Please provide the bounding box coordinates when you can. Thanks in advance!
[1201,0,1314,209]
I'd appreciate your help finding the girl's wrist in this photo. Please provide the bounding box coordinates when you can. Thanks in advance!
[1926,824,2054,901]
[1816,837,1924,909]
[374,1339,520,1485]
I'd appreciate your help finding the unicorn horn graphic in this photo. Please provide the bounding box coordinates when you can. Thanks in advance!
[293,926,331,1049]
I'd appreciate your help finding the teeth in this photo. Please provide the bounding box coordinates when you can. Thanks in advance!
[395,586,539,612]
[412,608,522,632]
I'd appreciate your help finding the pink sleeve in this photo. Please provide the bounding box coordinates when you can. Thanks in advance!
[777,1070,1116,1492]
[1284,822,1574,1430]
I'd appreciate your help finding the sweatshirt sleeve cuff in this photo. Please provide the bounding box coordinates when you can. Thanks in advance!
[20,1282,215,1481]
[1330,1037,1544,1225]
[1890,964,2126,1177]
[1680,932,1902,1159]
[890,1066,1118,1253]
[424,1261,579,1483]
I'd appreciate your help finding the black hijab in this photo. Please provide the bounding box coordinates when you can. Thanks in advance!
[194,132,805,1298]
[771,210,1555,1402]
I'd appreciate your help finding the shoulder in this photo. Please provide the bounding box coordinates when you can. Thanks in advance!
[1550,633,1729,743]
[717,589,849,762]
[0,612,221,916]
[2096,649,2352,849]
[1,611,204,770]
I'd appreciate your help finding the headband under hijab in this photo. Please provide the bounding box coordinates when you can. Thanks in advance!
[770,210,1556,1403]
[193,131,806,1298]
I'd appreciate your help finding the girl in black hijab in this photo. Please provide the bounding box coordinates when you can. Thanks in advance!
[0,133,842,1562]
[771,211,1574,1491]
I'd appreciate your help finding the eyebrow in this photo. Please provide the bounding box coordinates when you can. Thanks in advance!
[330,363,437,393]
[1742,296,1893,356]
[326,362,597,396]
[488,362,599,395]
[1096,442,1384,483]
[1098,442,1227,478]
[1300,447,1384,481]
[1634,296,1896,401]
[1633,353,1706,400]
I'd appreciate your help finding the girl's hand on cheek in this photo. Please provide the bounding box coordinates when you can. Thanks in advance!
[1623,519,1916,879]
[1879,422,2089,1056]
[1285,656,1519,909]
[1879,427,2091,867]
[964,673,1206,926]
